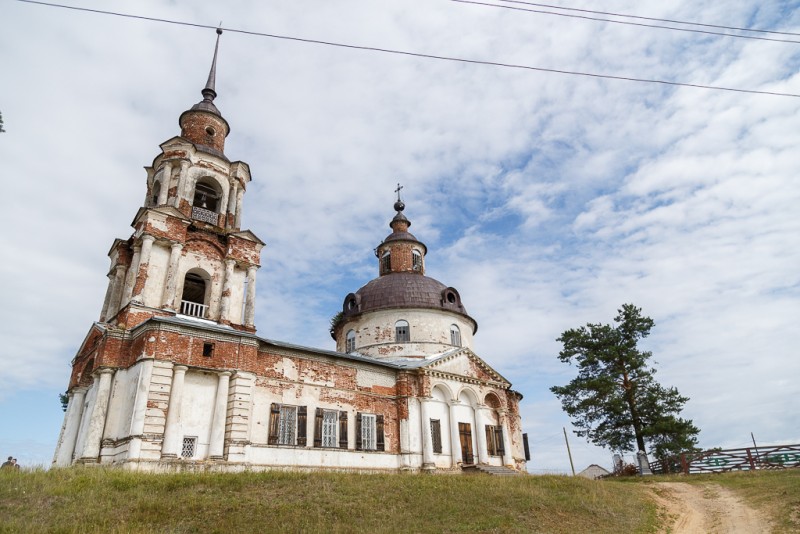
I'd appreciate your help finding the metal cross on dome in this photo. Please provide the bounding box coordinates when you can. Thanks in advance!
[395,183,403,202]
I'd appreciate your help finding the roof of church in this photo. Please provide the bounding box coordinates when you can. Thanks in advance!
[139,316,474,372]
[353,272,468,316]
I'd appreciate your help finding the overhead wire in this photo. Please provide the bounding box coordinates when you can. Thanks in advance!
[496,0,800,38]
[452,0,800,45]
[15,0,800,98]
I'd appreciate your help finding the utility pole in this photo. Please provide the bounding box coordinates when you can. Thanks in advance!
[563,427,576,476]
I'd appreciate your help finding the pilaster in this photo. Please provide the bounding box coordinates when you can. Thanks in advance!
[208,371,232,459]
[161,365,188,458]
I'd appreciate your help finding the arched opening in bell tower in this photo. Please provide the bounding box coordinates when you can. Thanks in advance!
[191,178,221,225]
[180,270,209,318]
[151,181,161,207]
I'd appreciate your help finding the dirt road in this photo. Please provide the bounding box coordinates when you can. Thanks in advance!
[650,482,771,534]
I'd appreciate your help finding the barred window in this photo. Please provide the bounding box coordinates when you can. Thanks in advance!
[486,425,505,456]
[450,325,461,347]
[181,436,197,459]
[346,330,356,353]
[356,413,384,451]
[269,403,308,446]
[430,419,442,454]
[361,414,376,450]
[395,320,410,342]
[322,410,338,448]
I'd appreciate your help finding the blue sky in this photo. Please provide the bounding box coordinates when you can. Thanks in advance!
[1,0,799,472]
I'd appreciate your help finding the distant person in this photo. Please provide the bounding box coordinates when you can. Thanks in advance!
[13,458,20,470]
[1,456,13,469]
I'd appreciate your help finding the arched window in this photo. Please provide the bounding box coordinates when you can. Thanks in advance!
[381,251,391,274]
[412,250,422,271]
[180,272,207,318]
[450,324,461,347]
[151,181,161,206]
[191,179,221,224]
[346,330,356,353]
[395,320,410,342]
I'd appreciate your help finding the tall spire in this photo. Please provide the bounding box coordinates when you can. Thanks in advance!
[180,27,231,156]
[202,28,223,103]
[189,28,224,117]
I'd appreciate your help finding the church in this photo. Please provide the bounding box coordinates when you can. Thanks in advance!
[52,30,529,474]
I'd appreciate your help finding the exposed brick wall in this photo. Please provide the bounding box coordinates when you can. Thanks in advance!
[179,112,228,154]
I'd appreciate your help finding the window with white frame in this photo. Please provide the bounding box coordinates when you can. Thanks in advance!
[395,320,410,342]
[181,436,197,458]
[314,409,348,449]
[269,403,308,446]
[346,329,356,353]
[450,324,461,347]
[356,412,384,451]
[278,405,297,445]
[361,414,376,450]
[322,410,338,448]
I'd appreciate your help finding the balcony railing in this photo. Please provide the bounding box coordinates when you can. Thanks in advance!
[180,300,208,318]
[192,206,219,225]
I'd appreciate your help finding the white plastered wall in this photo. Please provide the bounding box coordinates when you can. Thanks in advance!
[179,371,218,459]
[341,308,475,358]
[72,381,99,461]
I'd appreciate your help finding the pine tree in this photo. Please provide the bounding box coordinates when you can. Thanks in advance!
[551,303,700,456]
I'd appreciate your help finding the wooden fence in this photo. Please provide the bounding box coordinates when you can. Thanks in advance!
[650,443,800,475]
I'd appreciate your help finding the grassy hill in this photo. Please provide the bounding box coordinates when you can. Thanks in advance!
[1,468,796,533]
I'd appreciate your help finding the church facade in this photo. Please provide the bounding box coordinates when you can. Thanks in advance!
[52,32,528,473]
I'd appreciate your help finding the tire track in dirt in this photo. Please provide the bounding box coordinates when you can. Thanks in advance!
[650,482,771,534]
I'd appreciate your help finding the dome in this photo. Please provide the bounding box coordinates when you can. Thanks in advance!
[343,273,474,328]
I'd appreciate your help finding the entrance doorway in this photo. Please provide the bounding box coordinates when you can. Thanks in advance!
[459,422,474,465]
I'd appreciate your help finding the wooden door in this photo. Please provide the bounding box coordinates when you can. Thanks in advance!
[459,422,474,464]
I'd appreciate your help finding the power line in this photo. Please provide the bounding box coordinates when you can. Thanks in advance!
[452,0,800,45]
[15,0,800,98]
[497,0,800,38]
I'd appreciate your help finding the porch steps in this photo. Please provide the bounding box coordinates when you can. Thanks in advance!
[462,464,521,476]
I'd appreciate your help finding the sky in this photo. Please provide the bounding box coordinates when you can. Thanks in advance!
[1,0,799,473]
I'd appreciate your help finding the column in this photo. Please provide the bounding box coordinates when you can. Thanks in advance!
[99,272,115,322]
[120,245,142,308]
[53,388,87,466]
[499,410,513,467]
[161,365,188,458]
[227,182,239,228]
[108,265,127,320]
[161,242,183,310]
[131,234,155,304]
[448,401,463,467]
[244,266,257,327]
[126,360,154,460]
[208,371,232,460]
[218,181,230,226]
[474,406,489,464]
[157,162,171,206]
[219,259,235,323]
[234,187,244,229]
[419,398,435,470]
[79,369,115,462]
[174,160,190,207]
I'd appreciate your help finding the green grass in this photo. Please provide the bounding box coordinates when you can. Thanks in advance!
[0,469,658,533]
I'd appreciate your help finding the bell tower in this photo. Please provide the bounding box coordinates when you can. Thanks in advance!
[98,29,264,331]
